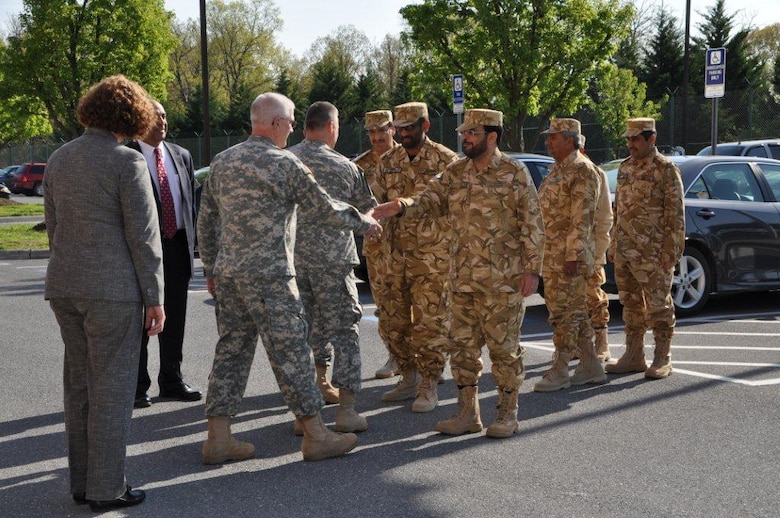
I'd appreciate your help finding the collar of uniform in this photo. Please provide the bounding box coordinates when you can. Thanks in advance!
[629,146,660,167]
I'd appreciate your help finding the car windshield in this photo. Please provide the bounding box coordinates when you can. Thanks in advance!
[696,145,746,156]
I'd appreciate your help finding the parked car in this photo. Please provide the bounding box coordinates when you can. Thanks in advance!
[696,139,780,159]
[603,155,780,316]
[1,164,21,186]
[8,162,46,196]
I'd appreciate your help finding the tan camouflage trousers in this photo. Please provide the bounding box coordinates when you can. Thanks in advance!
[448,291,526,390]
[544,271,592,354]
[364,243,390,345]
[614,258,675,338]
[587,265,610,328]
[377,254,449,378]
[297,265,363,392]
[204,275,324,418]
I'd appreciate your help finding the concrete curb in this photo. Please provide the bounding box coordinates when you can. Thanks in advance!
[0,249,50,259]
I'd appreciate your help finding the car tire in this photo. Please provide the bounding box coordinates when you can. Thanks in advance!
[672,246,712,317]
[33,182,44,196]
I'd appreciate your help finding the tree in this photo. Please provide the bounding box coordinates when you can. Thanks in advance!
[400,0,635,150]
[640,7,684,101]
[0,0,177,140]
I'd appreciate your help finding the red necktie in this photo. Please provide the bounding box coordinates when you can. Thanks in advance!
[154,147,177,239]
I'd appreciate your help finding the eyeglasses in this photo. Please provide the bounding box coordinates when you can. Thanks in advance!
[457,129,486,137]
[275,117,297,130]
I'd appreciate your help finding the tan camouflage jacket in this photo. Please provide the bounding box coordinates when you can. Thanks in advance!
[197,135,372,279]
[609,147,685,265]
[399,149,544,293]
[375,136,457,272]
[290,139,377,268]
[354,143,399,255]
[538,149,600,276]
[594,165,614,265]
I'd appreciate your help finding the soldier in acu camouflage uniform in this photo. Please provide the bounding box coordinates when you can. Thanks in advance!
[606,118,684,379]
[353,110,401,380]
[373,102,458,413]
[289,101,377,433]
[534,118,607,392]
[373,108,543,437]
[197,92,382,463]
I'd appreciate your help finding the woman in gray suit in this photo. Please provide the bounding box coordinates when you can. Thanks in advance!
[44,75,165,512]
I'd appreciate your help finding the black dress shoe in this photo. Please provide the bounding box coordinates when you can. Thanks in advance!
[159,383,202,402]
[134,395,152,408]
[72,492,87,504]
[88,486,145,511]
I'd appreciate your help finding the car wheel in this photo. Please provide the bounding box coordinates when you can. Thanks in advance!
[33,182,44,196]
[672,246,712,317]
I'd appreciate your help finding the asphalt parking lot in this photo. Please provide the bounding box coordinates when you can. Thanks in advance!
[1,258,778,517]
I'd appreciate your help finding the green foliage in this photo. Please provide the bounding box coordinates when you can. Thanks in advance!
[0,204,45,217]
[0,0,177,140]
[640,7,684,101]
[400,0,635,150]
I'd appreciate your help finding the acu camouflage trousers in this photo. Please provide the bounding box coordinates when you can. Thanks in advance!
[544,271,593,354]
[204,275,324,418]
[297,265,363,392]
[449,291,526,390]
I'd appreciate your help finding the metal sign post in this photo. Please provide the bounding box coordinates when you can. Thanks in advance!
[452,74,464,154]
[705,48,726,155]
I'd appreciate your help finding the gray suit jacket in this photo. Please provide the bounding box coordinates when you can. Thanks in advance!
[44,128,164,305]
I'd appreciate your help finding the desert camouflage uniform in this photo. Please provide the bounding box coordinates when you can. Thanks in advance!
[374,136,457,378]
[290,139,377,392]
[587,165,613,328]
[609,147,684,345]
[354,143,399,336]
[538,149,600,355]
[399,149,544,389]
[197,135,373,417]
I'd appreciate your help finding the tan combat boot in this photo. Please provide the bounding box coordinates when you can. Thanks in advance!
[380,365,420,402]
[645,331,673,379]
[202,416,256,465]
[334,389,368,432]
[293,417,303,436]
[411,375,439,413]
[316,364,339,404]
[594,326,610,361]
[533,350,572,392]
[486,388,519,438]
[570,339,606,385]
[435,385,483,435]
[605,328,648,374]
[300,413,357,461]
[375,353,400,379]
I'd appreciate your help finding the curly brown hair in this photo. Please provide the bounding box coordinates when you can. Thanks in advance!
[76,75,155,139]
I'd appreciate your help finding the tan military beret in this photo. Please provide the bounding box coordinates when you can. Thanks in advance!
[455,108,504,132]
[393,102,428,127]
[622,117,656,137]
[541,118,581,134]
[364,110,393,130]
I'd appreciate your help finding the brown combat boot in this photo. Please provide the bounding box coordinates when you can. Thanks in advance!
[570,338,606,385]
[316,364,339,404]
[293,416,303,436]
[300,413,357,461]
[486,387,519,438]
[645,330,673,379]
[605,328,648,374]
[411,375,439,413]
[202,416,256,465]
[435,385,483,435]
[375,353,400,379]
[380,365,420,402]
[334,389,368,432]
[533,350,572,392]
[594,326,610,361]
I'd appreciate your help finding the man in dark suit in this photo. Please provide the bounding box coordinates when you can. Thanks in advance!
[129,100,201,407]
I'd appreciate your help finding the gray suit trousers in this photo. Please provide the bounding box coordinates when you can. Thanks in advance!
[50,298,143,501]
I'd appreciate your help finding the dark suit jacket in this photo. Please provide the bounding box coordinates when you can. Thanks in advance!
[128,140,196,275]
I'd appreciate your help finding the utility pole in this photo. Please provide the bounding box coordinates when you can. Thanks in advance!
[200,0,211,165]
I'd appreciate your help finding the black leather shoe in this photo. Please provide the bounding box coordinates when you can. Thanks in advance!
[88,486,145,511]
[72,492,87,504]
[134,395,152,408]
[159,383,202,402]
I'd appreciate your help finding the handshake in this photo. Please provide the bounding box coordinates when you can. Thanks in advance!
[363,199,405,240]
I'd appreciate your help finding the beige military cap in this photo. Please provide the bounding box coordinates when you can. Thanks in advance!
[455,108,503,132]
[364,110,393,130]
[393,102,428,127]
[541,118,581,134]
[622,117,656,137]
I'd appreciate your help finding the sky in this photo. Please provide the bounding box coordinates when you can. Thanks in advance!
[0,0,778,57]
